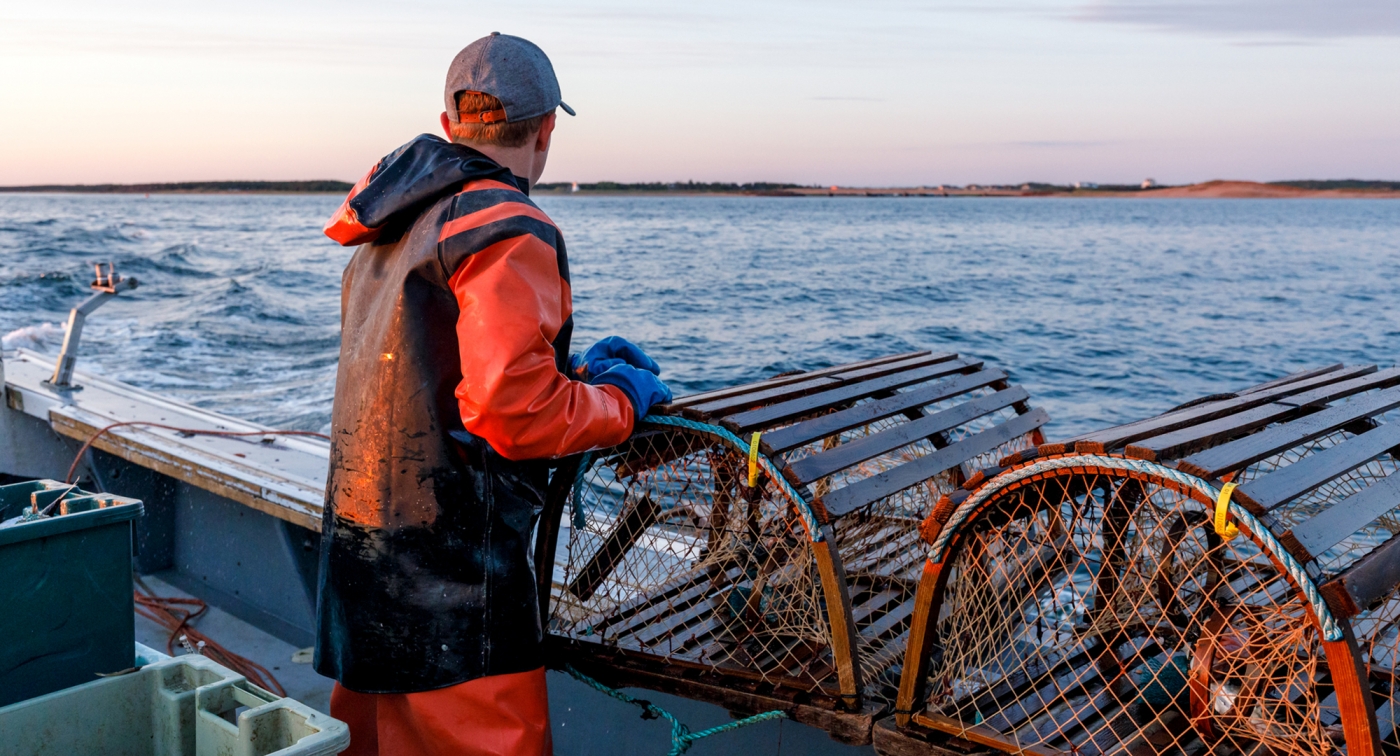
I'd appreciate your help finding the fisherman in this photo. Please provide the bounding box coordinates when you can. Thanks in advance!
[314,33,671,756]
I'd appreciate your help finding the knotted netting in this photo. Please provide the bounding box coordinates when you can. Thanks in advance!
[801,386,1038,708]
[914,457,1343,755]
[1211,419,1400,754]
[546,378,1041,711]
[548,421,840,694]
[542,351,1047,730]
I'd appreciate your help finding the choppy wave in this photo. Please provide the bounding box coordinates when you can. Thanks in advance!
[1,192,1398,437]
[2,322,64,352]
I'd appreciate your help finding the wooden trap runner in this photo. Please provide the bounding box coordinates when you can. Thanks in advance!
[533,350,1047,743]
[888,363,1400,755]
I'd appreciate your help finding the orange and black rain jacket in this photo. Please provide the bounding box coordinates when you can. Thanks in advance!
[314,134,633,693]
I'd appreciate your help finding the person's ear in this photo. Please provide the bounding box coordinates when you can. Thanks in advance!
[535,112,557,153]
[440,112,453,140]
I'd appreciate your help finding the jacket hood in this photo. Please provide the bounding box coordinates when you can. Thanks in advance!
[325,134,521,246]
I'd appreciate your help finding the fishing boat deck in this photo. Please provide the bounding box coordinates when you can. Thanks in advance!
[133,573,334,712]
[130,575,857,754]
[1,348,873,753]
[2,348,328,531]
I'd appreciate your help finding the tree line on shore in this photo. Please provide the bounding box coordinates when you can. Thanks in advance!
[1,179,1395,194]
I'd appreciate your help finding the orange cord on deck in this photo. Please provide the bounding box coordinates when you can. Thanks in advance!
[134,579,287,696]
[63,421,329,695]
[66,421,330,484]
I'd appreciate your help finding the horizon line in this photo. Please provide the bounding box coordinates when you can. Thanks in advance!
[3,178,1400,194]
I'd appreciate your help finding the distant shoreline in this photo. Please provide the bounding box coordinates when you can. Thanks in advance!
[0,181,353,194]
[2,179,1397,198]
[533,179,1400,198]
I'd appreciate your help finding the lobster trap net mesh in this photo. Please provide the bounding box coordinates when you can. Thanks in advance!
[548,427,837,693]
[921,468,1339,755]
[780,383,1038,708]
[1232,426,1400,577]
[546,372,1042,710]
[1231,414,1400,752]
[1221,415,1400,750]
[1360,601,1400,753]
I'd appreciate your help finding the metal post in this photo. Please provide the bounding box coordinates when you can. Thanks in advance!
[45,263,137,390]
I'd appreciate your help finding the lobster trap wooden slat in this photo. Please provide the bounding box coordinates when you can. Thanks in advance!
[819,408,1049,517]
[789,387,1031,485]
[762,368,1010,455]
[887,362,1400,756]
[1124,401,1305,461]
[1283,473,1400,560]
[723,358,983,433]
[687,374,844,416]
[1273,365,1400,407]
[1322,534,1400,618]
[668,350,931,409]
[1071,364,1376,450]
[1231,420,1400,514]
[539,349,1045,744]
[1237,364,1346,395]
[1179,386,1400,478]
[835,353,963,381]
[687,352,957,416]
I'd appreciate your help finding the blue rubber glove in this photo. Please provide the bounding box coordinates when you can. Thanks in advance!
[591,362,673,420]
[569,336,661,381]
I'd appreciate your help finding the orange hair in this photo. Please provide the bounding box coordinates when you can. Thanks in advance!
[450,91,552,148]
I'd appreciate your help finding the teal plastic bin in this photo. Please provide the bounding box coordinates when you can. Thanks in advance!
[0,479,143,706]
[0,643,350,755]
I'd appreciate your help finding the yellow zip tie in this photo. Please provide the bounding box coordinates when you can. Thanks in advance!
[747,432,762,487]
[1215,481,1240,541]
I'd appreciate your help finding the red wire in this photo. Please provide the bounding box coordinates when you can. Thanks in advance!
[66,420,329,484]
[134,582,287,695]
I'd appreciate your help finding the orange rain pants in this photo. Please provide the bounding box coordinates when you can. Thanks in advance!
[331,667,554,756]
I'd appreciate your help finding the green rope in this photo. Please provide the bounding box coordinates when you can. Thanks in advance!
[563,664,786,755]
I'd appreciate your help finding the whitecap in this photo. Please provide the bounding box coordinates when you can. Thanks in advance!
[2,322,65,352]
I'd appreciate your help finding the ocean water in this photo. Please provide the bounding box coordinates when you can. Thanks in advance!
[1,193,1398,438]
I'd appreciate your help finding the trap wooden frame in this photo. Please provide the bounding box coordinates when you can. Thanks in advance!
[885,363,1400,756]
[532,350,1048,743]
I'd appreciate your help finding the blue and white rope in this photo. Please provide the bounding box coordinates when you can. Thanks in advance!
[639,414,823,542]
[926,454,1343,641]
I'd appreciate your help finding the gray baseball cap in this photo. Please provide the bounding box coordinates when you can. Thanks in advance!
[444,33,575,123]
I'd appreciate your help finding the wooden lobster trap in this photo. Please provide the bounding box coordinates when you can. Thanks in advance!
[884,363,1400,756]
[534,350,1047,741]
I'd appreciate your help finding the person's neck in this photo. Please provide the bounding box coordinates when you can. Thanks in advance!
[467,142,539,190]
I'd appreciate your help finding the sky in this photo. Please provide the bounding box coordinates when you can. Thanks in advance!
[1,0,1398,187]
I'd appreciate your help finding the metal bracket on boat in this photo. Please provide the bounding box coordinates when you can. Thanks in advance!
[44,263,138,391]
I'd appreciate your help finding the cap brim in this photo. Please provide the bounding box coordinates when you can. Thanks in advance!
[559,101,576,116]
